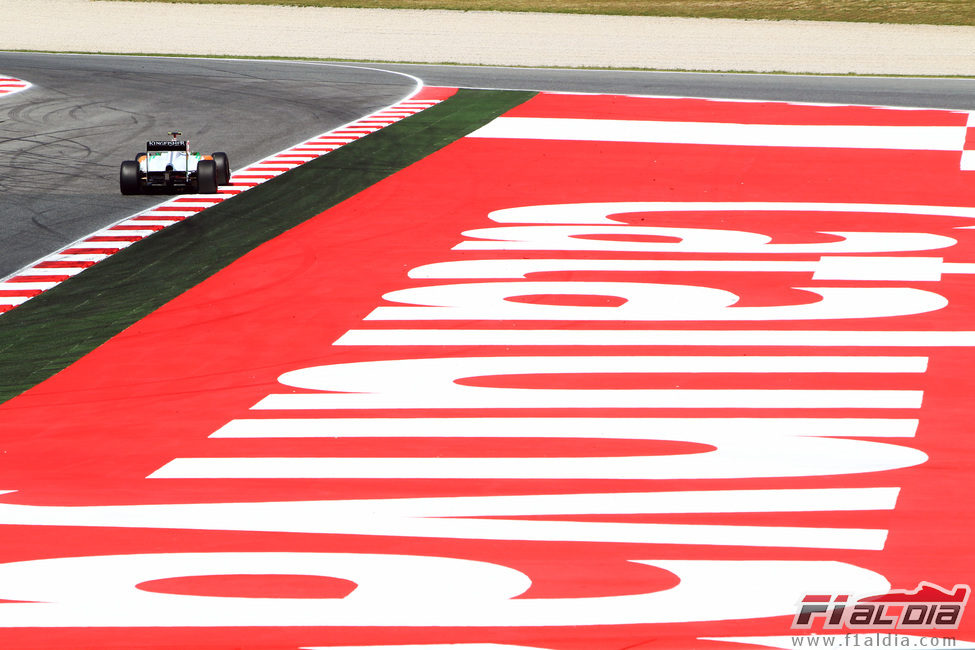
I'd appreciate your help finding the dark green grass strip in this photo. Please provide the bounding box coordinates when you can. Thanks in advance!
[0,88,535,404]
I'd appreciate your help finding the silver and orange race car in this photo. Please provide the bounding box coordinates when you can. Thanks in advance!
[119,132,230,194]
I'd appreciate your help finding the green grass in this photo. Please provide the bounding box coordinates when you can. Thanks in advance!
[107,0,975,26]
[0,88,534,405]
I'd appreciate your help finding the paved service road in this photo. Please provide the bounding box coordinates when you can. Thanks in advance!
[3,51,975,278]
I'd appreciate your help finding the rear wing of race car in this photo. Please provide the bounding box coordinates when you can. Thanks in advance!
[146,140,189,152]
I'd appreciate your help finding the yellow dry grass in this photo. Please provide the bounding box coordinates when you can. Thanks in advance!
[117,0,975,26]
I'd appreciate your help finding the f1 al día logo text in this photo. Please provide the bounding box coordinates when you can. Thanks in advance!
[794,582,970,631]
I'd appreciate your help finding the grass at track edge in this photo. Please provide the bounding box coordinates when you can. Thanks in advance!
[0,88,535,405]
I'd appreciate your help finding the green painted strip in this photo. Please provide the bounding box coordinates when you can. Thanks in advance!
[0,88,535,404]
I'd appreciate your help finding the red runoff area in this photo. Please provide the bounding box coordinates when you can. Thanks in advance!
[0,92,973,648]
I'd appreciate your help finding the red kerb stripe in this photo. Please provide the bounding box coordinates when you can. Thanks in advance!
[0,289,42,297]
[113,225,165,231]
[63,247,121,255]
[85,235,142,243]
[129,215,184,222]
[9,275,70,283]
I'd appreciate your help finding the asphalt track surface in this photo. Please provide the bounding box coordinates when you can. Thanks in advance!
[3,51,975,278]
[0,53,417,278]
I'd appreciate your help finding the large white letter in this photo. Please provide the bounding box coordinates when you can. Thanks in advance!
[0,552,889,628]
[212,356,933,479]
[454,225,954,254]
[365,282,947,321]
[0,487,901,550]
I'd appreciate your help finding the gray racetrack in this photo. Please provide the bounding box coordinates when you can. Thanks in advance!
[3,51,975,279]
[0,53,418,278]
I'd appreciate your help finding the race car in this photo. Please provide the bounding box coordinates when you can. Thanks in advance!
[119,132,230,195]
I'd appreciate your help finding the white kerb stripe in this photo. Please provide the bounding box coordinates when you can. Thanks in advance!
[0,282,58,291]
[18,267,85,277]
[468,117,967,151]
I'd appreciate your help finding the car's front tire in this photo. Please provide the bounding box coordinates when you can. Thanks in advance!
[212,152,231,185]
[119,160,141,195]
[196,159,218,194]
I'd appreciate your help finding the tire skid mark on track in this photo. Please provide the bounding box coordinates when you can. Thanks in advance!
[0,86,457,314]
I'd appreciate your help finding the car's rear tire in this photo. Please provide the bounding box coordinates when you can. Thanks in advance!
[120,160,141,195]
[197,159,218,194]
[212,152,231,185]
